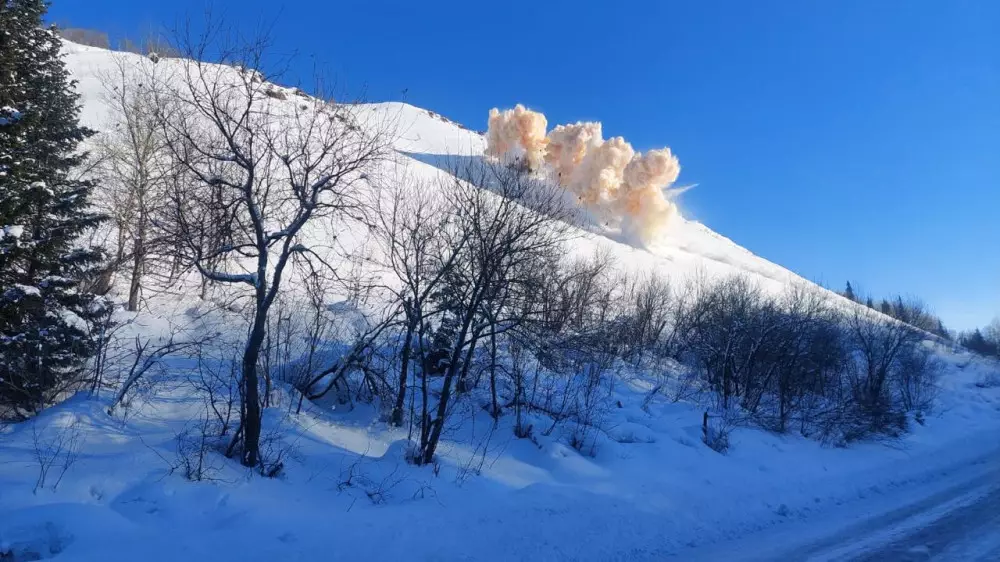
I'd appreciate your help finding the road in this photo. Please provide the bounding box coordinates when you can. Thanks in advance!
[851,485,1000,562]
[679,448,1000,562]
[804,472,1000,562]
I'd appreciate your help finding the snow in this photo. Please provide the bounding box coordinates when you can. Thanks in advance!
[13,284,41,297]
[0,106,22,126]
[2,225,24,239]
[0,39,997,561]
[2,348,998,560]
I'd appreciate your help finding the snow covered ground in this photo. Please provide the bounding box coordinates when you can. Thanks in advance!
[2,339,998,561]
[1,41,999,561]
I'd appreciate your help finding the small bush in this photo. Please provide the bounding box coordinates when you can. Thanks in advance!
[174,416,225,482]
[975,371,1000,389]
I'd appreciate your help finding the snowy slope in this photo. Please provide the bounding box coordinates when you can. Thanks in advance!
[1,41,999,562]
[65,40,813,299]
[342,100,813,295]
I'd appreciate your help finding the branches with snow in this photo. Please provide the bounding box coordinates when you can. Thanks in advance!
[146,18,395,468]
[0,106,22,126]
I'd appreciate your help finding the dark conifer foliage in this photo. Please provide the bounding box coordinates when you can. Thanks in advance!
[0,0,108,416]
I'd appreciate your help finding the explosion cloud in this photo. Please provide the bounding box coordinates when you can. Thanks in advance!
[622,148,681,197]
[545,121,602,181]
[485,104,548,171]
[485,105,683,243]
[617,179,679,241]
[567,136,634,205]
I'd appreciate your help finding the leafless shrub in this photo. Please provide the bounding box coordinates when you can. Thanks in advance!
[895,343,940,414]
[301,303,398,406]
[617,272,673,365]
[842,306,925,436]
[108,331,205,417]
[115,33,180,58]
[372,178,460,428]
[174,414,226,481]
[975,369,1000,389]
[278,276,338,414]
[31,419,84,493]
[686,275,780,412]
[702,410,734,454]
[364,465,405,504]
[87,304,124,398]
[257,422,294,479]
[679,274,933,442]
[767,285,847,433]
[57,27,110,49]
[188,349,240,437]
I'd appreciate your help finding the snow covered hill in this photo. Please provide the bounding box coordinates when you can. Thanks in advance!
[65,41,813,298]
[1,41,999,562]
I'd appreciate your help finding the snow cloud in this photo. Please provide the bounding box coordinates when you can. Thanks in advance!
[485,105,682,243]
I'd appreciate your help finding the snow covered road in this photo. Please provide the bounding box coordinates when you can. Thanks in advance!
[679,444,1000,561]
[852,483,1000,561]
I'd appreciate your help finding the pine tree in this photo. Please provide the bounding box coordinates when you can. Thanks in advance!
[0,0,107,416]
[843,281,856,302]
[961,329,994,356]
[880,299,892,316]
[865,296,874,309]
[936,319,950,341]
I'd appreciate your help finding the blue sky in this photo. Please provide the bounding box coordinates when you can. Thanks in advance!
[50,1,999,330]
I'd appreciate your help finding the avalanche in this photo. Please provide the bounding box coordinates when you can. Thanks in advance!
[0,39,998,562]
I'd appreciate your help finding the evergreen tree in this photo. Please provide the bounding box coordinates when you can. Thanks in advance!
[865,296,874,309]
[894,296,908,323]
[961,329,995,356]
[880,299,892,316]
[935,319,951,341]
[843,281,856,302]
[0,0,107,416]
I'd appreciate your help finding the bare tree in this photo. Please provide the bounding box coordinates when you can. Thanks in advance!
[411,159,573,464]
[769,285,845,433]
[95,54,176,311]
[685,275,778,412]
[155,24,391,467]
[844,305,924,433]
[617,272,673,365]
[372,178,468,427]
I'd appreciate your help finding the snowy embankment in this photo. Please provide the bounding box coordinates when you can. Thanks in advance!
[1,41,999,561]
[1,343,997,561]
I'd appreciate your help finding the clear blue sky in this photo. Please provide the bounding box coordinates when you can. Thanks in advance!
[50,1,999,331]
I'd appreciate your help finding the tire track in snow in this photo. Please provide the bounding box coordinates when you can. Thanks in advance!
[851,485,1000,561]
[675,445,1000,562]
[786,452,1000,561]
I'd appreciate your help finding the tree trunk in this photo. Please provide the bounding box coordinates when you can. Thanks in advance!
[127,235,143,311]
[240,314,266,468]
[456,336,478,393]
[489,328,500,418]
[418,322,430,452]
[391,319,415,427]
[422,310,476,464]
